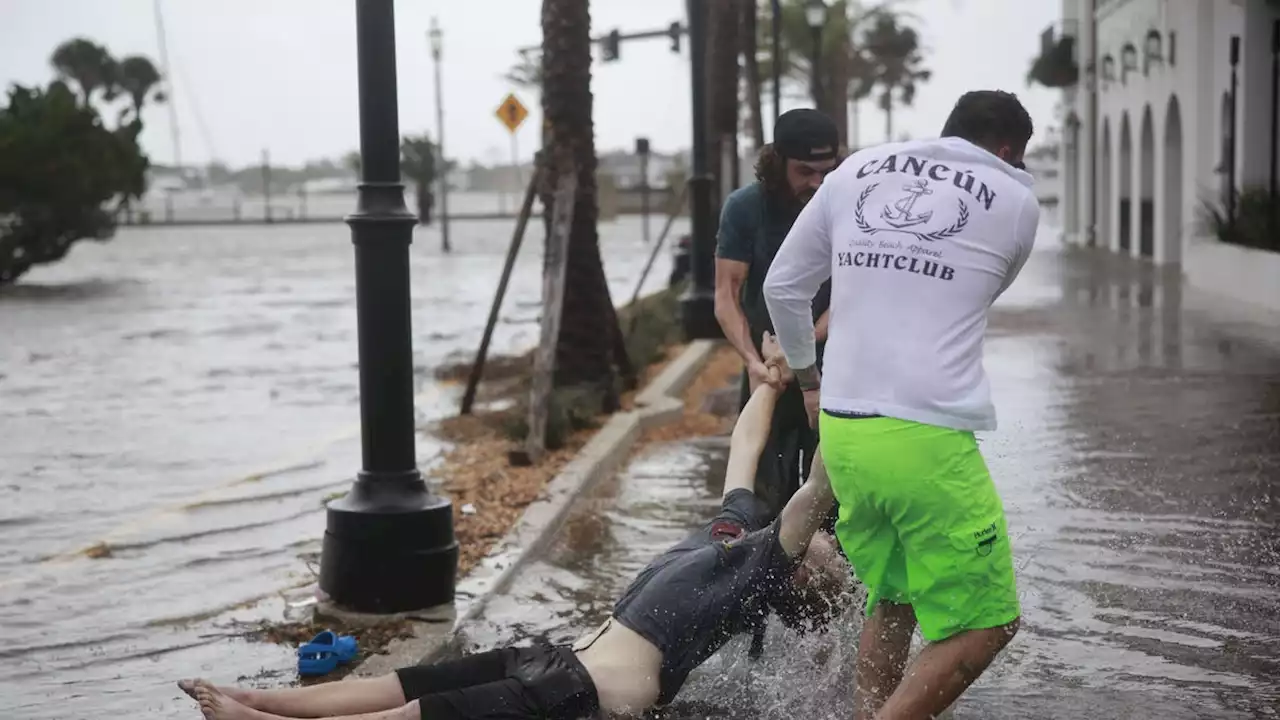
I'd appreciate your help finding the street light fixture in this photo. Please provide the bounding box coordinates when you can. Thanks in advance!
[428,18,451,253]
[805,0,827,108]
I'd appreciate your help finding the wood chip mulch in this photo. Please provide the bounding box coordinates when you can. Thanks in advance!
[640,345,742,444]
[431,342,695,578]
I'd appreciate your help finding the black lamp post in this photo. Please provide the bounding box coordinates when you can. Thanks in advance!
[680,0,720,340]
[318,0,458,614]
[805,0,827,108]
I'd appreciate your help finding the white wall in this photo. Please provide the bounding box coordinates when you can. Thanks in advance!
[1061,0,1279,312]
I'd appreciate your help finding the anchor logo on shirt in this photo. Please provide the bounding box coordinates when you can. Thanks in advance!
[880,179,935,229]
[854,181,971,243]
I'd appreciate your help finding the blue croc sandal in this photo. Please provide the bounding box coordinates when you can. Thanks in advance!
[297,630,358,677]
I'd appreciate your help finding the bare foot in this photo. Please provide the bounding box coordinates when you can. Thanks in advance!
[179,679,256,708]
[195,682,266,720]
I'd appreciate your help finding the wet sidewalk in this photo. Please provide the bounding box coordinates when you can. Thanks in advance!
[458,244,1280,719]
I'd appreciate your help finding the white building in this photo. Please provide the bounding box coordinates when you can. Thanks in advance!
[1056,0,1280,311]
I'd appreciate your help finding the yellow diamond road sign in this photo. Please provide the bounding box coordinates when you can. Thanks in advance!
[495,93,529,134]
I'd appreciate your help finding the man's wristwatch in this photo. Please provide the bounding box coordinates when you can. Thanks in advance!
[795,365,821,392]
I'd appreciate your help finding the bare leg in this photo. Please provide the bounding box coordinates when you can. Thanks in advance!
[855,602,916,720]
[180,675,406,718]
[193,681,419,720]
[874,619,1019,720]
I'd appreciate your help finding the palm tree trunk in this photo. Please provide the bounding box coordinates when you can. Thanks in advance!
[821,32,851,150]
[885,99,894,142]
[707,0,741,210]
[540,0,621,401]
[742,0,765,150]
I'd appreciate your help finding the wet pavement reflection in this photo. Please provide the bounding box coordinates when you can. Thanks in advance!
[460,238,1280,719]
[0,209,680,719]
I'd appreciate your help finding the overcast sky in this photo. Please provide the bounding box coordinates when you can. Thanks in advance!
[1,0,1062,169]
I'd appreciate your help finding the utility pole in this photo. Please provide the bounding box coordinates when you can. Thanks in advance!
[429,18,452,253]
[154,0,182,174]
[261,149,272,223]
[637,137,651,243]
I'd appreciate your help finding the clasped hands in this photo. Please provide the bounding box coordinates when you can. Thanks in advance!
[746,332,795,392]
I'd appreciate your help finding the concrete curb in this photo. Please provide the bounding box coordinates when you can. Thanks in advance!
[346,339,720,678]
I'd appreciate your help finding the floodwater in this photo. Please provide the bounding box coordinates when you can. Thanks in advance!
[460,235,1280,719]
[0,198,682,720]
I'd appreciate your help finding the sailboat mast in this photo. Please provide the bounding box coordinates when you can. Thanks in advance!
[154,0,182,170]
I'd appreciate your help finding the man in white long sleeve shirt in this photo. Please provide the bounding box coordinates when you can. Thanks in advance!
[762,91,1040,720]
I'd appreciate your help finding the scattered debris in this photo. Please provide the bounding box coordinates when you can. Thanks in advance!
[83,542,113,559]
[240,616,417,685]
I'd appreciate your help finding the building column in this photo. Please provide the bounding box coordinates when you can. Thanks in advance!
[1154,127,1167,265]
[1080,0,1098,246]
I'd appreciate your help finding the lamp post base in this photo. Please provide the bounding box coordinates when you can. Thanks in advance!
[679,288,722,341]
[319,471,458,613]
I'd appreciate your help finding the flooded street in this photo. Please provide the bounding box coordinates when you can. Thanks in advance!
[0,202,681,719]
[460,237,1280,719]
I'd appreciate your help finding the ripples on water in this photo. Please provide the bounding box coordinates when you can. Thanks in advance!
[3,222,1279,719]
[0,212,681,719]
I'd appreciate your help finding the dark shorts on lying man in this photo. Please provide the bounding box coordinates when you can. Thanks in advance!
[396,644,598,720]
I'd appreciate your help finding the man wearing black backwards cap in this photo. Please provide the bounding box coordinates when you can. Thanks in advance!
[714,108,841,518]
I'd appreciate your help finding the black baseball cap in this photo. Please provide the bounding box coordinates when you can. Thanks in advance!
[774,109,839,161]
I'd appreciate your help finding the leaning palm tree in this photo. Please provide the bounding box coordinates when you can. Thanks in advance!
[540,0,631,400]
[114,55,165,122]
[861,12,930,142]
[50,38,116,106]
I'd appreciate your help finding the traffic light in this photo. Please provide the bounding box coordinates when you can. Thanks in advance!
[602,29,621,62]
[669,21,681,53]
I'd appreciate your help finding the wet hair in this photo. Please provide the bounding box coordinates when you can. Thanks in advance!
[766,534,847,633]
[754,143,792,204]
[768,582,841,634]
[941,90,1034,157]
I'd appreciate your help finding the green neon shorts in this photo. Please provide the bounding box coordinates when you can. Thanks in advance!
[818,412,1021,642]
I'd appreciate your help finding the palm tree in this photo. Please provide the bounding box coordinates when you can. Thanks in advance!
[756,0,891,149]
[504,55,543,92]
[50,38,116,106]
[114,55,165,121]
[860,12,930,142]
[400,135,437,225]
[540,0,630,399]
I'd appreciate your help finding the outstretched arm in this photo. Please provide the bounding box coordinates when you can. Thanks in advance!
[777,448,836,559]
[721,333,791,499]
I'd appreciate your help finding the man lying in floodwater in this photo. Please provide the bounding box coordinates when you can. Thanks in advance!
[179,332,851,720]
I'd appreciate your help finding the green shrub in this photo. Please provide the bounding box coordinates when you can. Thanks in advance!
[1198,186,1280,253]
